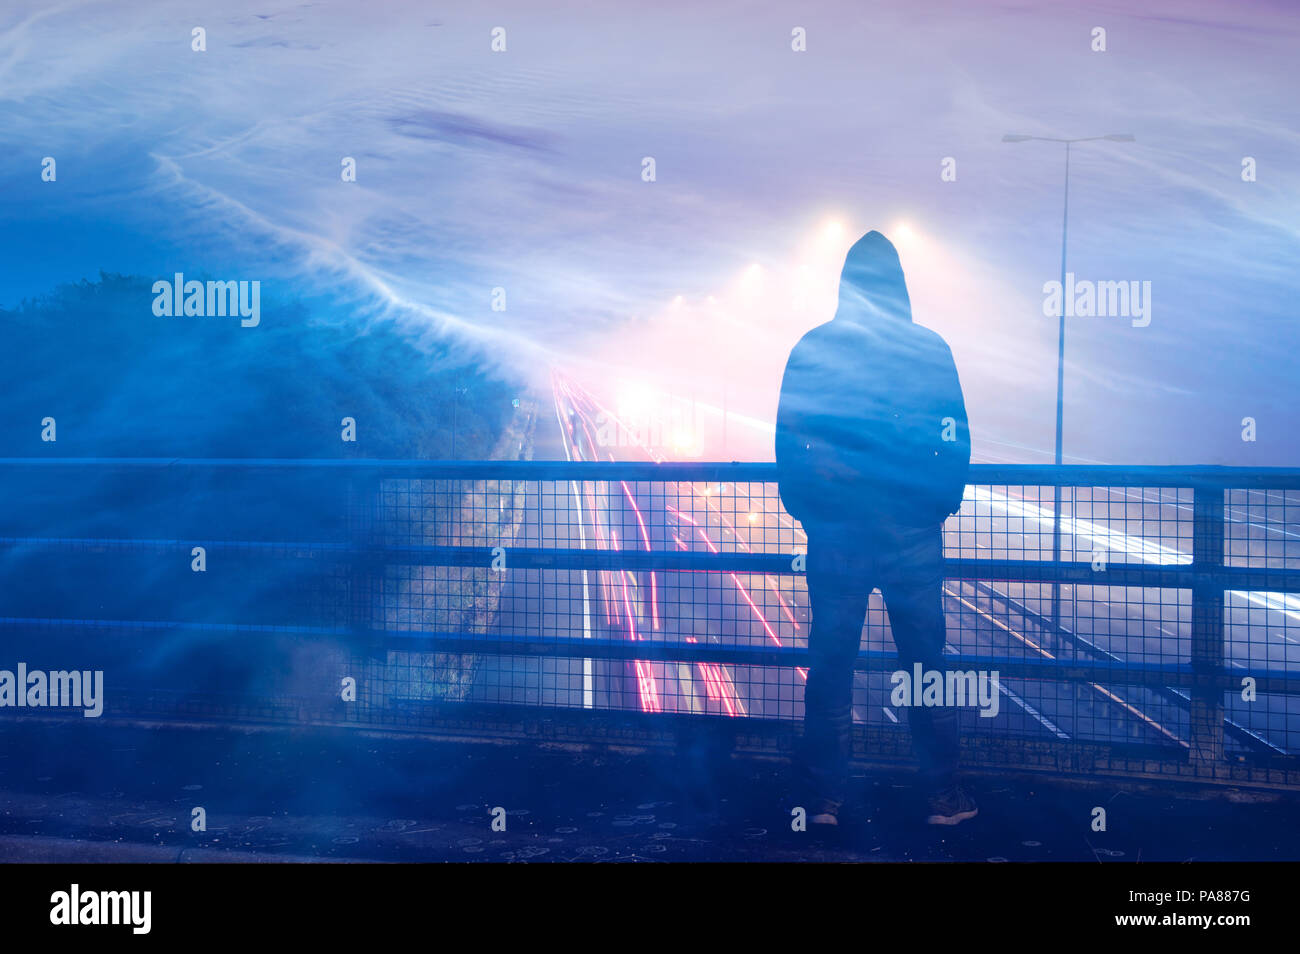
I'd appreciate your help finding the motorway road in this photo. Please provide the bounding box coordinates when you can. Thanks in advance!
[474,372,1300,760]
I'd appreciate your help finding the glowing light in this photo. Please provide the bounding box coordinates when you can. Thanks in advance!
[616,381,654,418]
[670,425,701,457]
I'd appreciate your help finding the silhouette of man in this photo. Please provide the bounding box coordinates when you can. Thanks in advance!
[776,230,975,827]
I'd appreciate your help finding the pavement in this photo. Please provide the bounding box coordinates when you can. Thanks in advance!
[0,718,1296,863]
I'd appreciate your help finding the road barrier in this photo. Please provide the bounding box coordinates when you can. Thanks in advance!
[1,459,1297,790]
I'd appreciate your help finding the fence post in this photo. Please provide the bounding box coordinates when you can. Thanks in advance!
[348,474,385,668]
[1189,484,1225,775]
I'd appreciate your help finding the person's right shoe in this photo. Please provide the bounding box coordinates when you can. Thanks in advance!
[806,796,842,836]
[809,795,841,826]
[925,785,978,826]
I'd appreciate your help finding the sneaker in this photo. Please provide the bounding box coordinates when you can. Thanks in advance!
[808,810,843,845]
[808,797,841,829]
[925,785,978,826]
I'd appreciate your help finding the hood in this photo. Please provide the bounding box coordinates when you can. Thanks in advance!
[835,230,912,324]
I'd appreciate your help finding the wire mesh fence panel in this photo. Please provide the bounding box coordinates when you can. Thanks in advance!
[1,461,1298,788]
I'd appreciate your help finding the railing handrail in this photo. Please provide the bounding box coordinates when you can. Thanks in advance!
[2,457,1300,487]
[4,614,1295,694]
[5,455,1300,781]
[0,536,1296,591]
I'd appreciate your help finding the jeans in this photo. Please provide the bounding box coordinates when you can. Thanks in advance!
[801,523,960,809]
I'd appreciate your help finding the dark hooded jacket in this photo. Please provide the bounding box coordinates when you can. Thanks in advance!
[775,230,970,535]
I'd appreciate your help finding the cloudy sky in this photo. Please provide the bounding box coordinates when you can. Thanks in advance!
[1,0,1297,464]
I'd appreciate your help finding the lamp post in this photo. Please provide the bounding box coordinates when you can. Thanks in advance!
[1002,133,1134,630]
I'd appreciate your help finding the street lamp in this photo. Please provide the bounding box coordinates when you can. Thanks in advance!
[1002,132,1135,630]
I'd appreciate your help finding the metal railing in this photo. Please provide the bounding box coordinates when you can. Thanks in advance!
[1,458,1298,790]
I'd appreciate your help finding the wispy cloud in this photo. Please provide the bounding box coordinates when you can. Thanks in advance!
[0,0,1296,462]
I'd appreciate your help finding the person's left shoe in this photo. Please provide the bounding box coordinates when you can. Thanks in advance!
[925,785,978,826]
[808,796,841,828]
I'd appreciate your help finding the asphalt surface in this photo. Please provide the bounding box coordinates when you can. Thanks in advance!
[1,719,1295,863]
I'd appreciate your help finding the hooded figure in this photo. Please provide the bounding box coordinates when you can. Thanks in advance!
[775,230,970,536]
[775,230,976,827]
